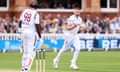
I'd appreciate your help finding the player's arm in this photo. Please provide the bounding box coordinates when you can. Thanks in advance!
[19,20,22,28]
[19,11,24,28]
[35,13,41,38]
[66,19,77,30]
[18,14,23,33]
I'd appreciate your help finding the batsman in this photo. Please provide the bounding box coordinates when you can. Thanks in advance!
[19,0,42,72]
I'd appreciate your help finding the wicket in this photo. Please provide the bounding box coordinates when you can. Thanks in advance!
[35,49,45,72]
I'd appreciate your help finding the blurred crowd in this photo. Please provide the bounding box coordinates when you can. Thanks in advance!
[38,0,81,9]
[0,13,120,34]
[0,14,19,33]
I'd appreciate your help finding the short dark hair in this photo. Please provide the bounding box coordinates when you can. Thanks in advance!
[29,4,38,9]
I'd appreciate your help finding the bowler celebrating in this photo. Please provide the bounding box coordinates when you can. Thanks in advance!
[53,6,82,70]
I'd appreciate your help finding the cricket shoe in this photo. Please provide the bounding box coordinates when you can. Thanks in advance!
[53,58,59,68]
[20,68,24,72]
[20,71,29,72]
[23,70,29,72]
[70,64,79,70]
[20,68,29,72]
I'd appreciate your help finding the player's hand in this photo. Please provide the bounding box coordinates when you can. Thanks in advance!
[38,34,41,38]
[18,28,22,33]
[73,24,78,27]
[38,38,44,49]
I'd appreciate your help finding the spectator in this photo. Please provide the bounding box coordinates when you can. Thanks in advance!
[50,0,59,8]
[116,17,120,33]
[0,25,6,33]
[93,16,101,24]
[49,24,57,33]
[64,0,72,9]
[85,14,92,23]
[86,20,93,31]
[3,16,13,33]
[39,0,49,8]
[0,17,5,27]
[56,26,63,33]
[44,3,49,8]
[12,16,19,33]
[40,20,49,33]
[99,17,110,33]
[54,18,60,27]
[109,17,118,33]
[85,23,92,33]
[40,2,49,8]
[43,15,52,32]
[61,15,68,26]
[55,14,63,26]
[57,4,64,9]
[12,16,18,26]
[79,23,86,33]
[91,23,102,34]
[47,13,53,19]
[104,26,110,34]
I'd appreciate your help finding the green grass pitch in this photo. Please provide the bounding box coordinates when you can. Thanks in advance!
[0,51,120,72]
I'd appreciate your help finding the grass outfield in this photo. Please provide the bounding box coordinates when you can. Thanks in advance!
[0,51,120,72]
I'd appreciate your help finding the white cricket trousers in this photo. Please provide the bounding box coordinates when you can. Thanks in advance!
[21,29,36,70]
[55,34,80,65]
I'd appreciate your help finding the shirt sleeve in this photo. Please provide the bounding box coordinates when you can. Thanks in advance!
[35,13,40,24]
[67,17,74,25]
[79,17,82,25]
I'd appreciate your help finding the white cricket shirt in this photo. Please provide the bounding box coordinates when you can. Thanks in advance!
[64,15,82,35]
[20,8,39,32]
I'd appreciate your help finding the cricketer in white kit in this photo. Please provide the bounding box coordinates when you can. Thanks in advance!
[19,0,41,72]
[53,7,82,70]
